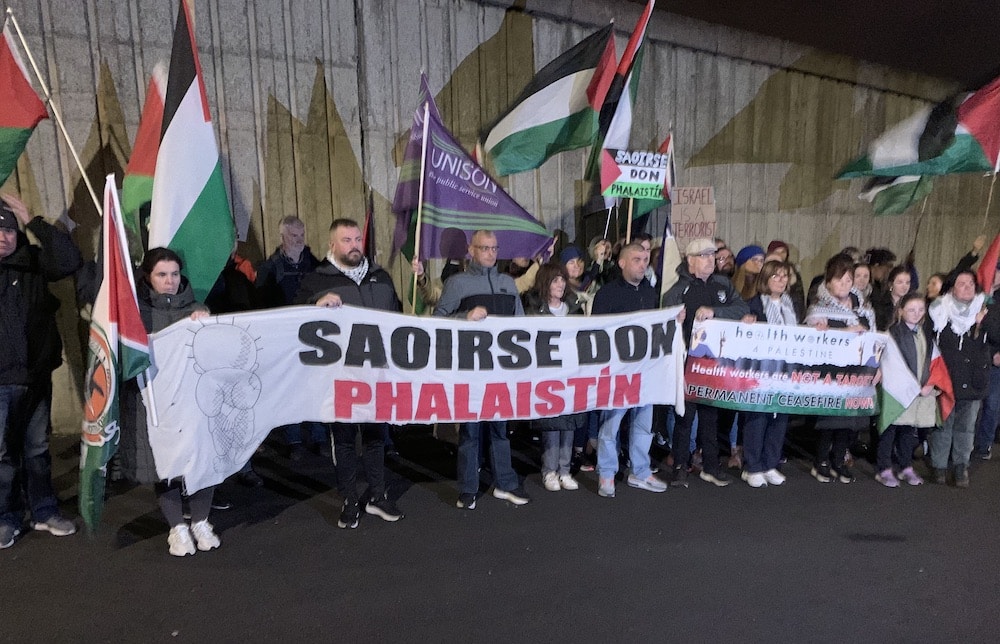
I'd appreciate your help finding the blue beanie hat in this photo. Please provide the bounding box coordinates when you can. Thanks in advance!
[559,246,584,264]
[735,245,765,267]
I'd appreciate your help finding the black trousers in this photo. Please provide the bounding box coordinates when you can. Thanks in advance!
[331,423,385,502]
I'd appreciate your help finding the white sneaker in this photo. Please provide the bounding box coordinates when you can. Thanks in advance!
[627,473,668,493]
[543,472,561,491]
[763,469,786,485]
[559,474,579,490]
[168,524,196,557]
[745,472,767,488]
[190,520,221,551]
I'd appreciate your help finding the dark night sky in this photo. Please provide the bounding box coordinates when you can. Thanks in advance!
[646,0,1000,88]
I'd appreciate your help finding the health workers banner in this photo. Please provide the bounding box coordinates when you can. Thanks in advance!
[684,319,885,416]
[144,304,686,493]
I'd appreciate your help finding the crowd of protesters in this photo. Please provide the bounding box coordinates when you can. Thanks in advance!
[4,192,1000,556]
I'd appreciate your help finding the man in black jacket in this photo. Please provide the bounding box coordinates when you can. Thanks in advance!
[0,195,82,548]
[295,218,404,528]
[592,242,667,498]
[661,237,751,489]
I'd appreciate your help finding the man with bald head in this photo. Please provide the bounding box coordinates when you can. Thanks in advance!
[434,229,530,510]
[591,242,668,498]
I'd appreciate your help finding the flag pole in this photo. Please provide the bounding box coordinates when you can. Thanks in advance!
[6,8,102,215]
[626,198,634,243]
[411,102,431,314]
[603,205,612,239]
[983,170,999,231]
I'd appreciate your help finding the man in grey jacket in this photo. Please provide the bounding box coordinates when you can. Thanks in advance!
[434,229,529,510]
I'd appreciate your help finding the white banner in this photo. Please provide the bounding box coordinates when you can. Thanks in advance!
[145,304,686,493]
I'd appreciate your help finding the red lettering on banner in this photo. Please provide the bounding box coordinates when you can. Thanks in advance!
[534,380,566,415]
[334,380,372,418]
[481,383,514,419]
[375,382,412,422]
[516,381,532,416]
[566,377,596,411]
[611,374,641,406]
[414,383,452,422]
[453,383,477,421]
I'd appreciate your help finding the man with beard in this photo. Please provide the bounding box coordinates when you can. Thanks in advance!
[714,246,735,279]
[295,219,404,528]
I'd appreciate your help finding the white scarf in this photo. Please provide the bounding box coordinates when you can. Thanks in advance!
[929,292,985,337]
[327,253,369,285]
[762,293,798,325]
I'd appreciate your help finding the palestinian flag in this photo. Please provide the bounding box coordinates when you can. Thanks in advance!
[121,62,167,237]
[838,74,1000,178]
[393,77,553,262]
[589,0,655,190]
[0,21,48,186]
[858,175,933,215]
[80,174,151,532]
[879,334,954,432]
[657,214,681,301]
[596,45,647,208]
[149,0,234,301]
[479,23,616,176]
[976,230,1000,295]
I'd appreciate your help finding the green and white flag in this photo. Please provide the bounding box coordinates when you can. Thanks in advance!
[148,1,234,300]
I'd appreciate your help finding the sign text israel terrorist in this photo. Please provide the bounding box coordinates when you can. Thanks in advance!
[142,305,686,493]
[602,148,673,199]
[684,319,885,415]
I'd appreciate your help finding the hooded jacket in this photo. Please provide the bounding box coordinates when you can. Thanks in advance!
[661,261,749,343]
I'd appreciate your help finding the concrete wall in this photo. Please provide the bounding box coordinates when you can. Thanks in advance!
[3,0,987,431]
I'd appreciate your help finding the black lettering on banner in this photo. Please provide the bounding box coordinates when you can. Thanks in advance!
[648,320,674,358]
[345,324,388,368]
[435,328,452,370]
[458,330,494,370]
[497,330,531,369]
[298,321,342,365]
[615,325,647,362]
[536,330,562,367]
[576,330,611,365]
[391,326,430,369]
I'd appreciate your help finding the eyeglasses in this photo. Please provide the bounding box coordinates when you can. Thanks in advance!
[715,255,731,263]
[474,245,499,252]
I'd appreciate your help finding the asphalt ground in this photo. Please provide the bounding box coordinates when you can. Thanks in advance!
[5,422,1000,643]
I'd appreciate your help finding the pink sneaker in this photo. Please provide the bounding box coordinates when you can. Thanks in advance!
[897,466,924,486]
[875,468,899,488]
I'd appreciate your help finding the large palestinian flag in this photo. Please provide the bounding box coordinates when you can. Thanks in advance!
[0,21,47,186]
[149,0,234,300]
[838,74,1000,179]
[479,23,616,176]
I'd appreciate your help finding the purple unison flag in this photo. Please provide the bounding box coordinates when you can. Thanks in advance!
[392,75,552,261]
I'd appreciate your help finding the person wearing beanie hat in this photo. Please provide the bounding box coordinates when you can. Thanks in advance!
[0,194,83,549]
[559,245,597,315]
[767,240,789,257]
[735,245,765,268]
[733,245,766,301]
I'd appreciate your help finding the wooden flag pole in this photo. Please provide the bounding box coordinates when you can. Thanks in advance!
[982,170,999,231]
[6,9,102,215]
[625,198,634,243]
[410,102,431,314]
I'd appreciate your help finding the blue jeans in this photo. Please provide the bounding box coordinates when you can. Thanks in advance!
[597,405,653,479]
[974,366,1000,452]
[541,430,573,476]
[742,412,788,473]
[457,422,519,495]
[0,383,59,528]
[931,399,980,469]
